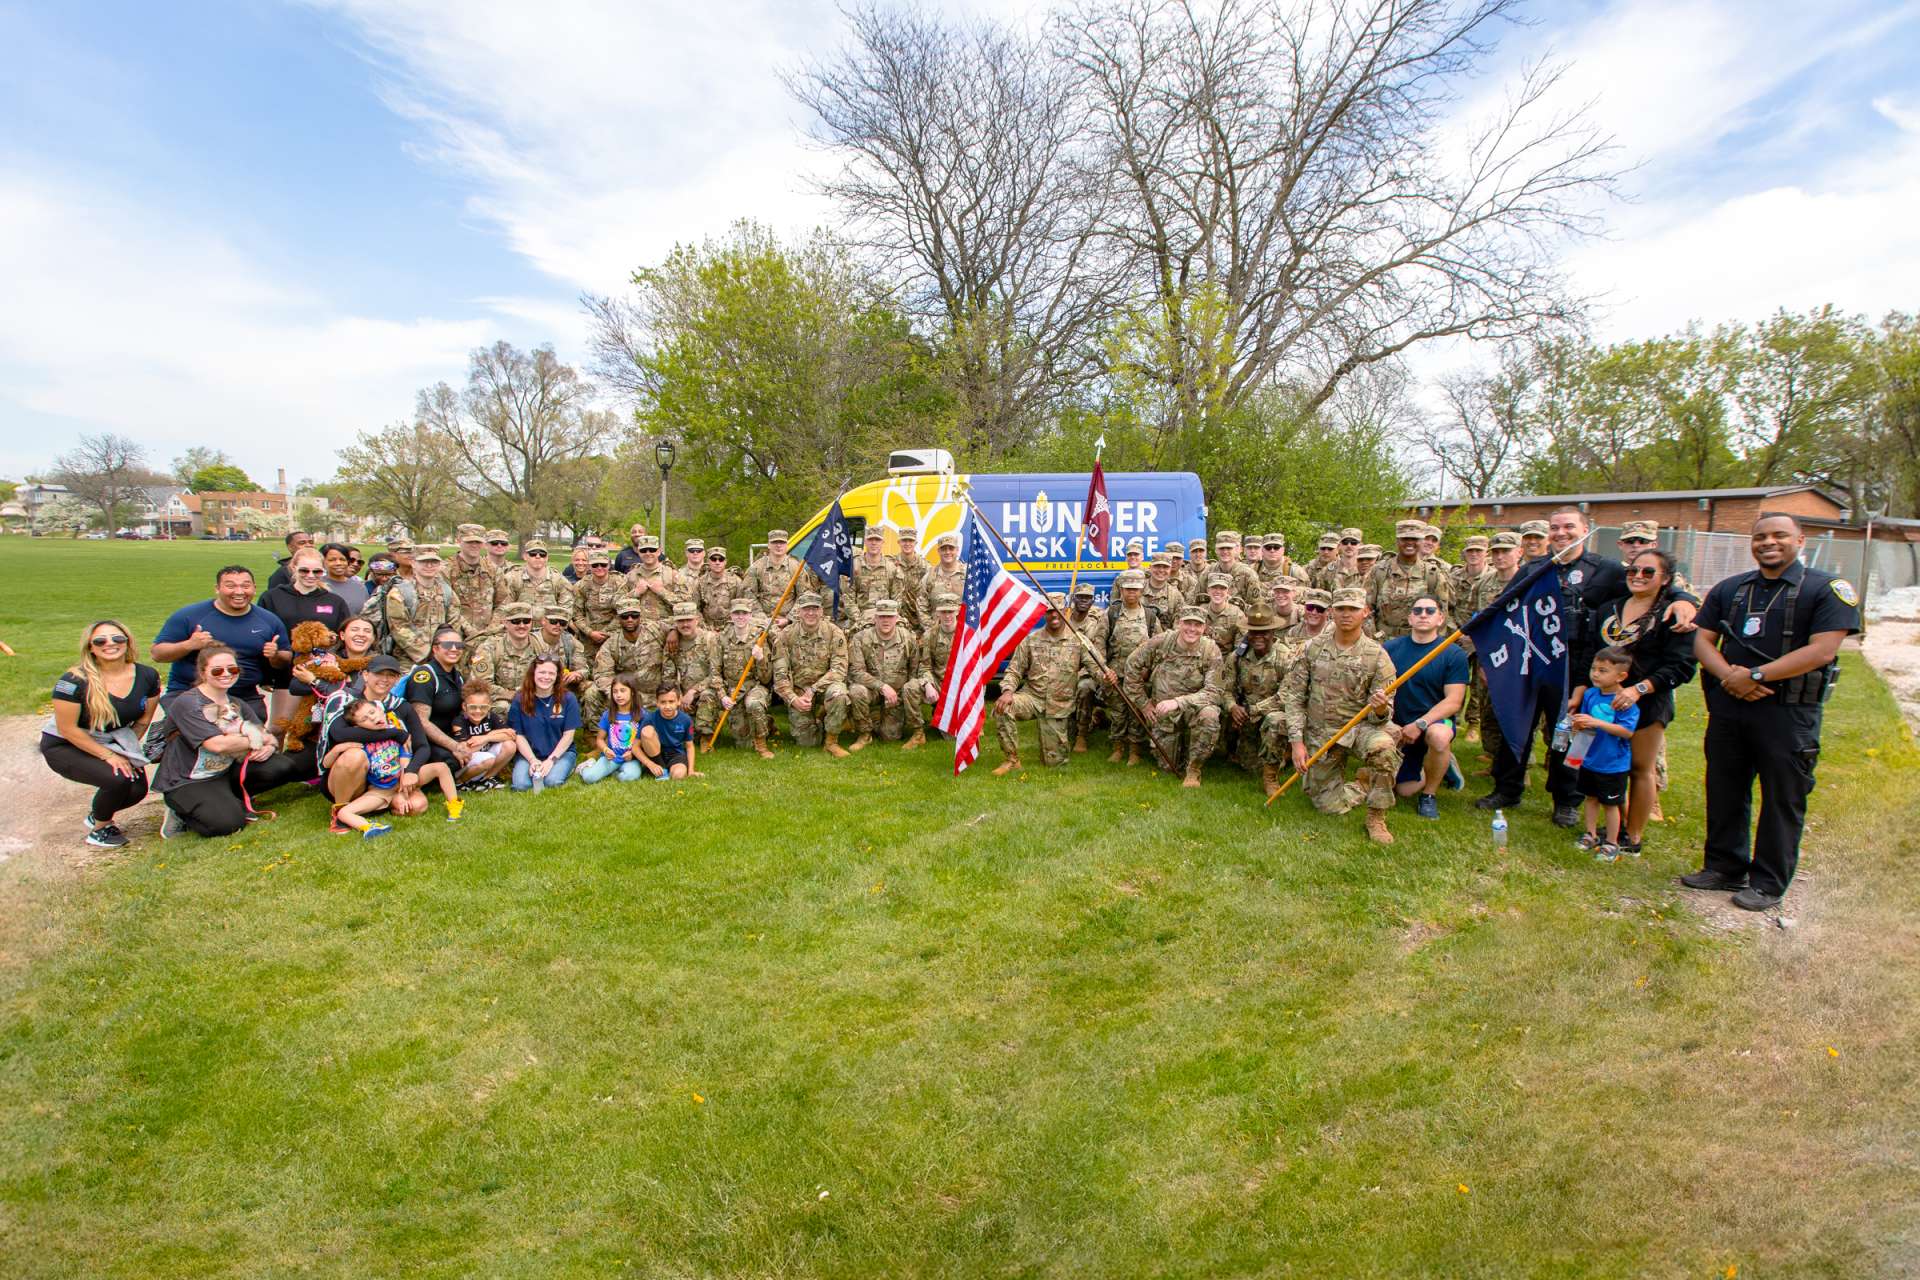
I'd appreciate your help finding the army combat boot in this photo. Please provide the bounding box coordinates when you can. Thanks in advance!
[752,734,775,760]
[824,734,850,759]
[849,731,873,752]
[1106,742,1125,764]
[1261,763,1281,801]
[1182,761,1203,789]
[1365,808,1394,845]
[991,752,1020,777]
[1125,743,1143,767]
[1073,730,1089,754]
[901,729,925,751]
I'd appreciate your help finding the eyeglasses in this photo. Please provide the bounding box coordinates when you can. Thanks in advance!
[90,634,129,647]
[1409,605,1440,614]
[206,665,239,677]
[1625,566,1662,579]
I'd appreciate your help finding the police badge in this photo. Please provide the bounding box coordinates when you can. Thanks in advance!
[1743,617,1762,636]
[1833,578,1858,607]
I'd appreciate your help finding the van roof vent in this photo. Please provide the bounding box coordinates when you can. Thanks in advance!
[886,448,955,476]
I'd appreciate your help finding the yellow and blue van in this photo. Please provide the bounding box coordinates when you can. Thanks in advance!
[789,449,1208,606]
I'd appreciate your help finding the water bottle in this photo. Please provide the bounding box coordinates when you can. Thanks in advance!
[1490,810,1508,849]
[532,768,545,794]
[1551,716,1572,754]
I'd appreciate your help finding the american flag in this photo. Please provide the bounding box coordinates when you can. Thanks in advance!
[933,510,1049,774]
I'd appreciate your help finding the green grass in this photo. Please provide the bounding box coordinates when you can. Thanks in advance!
[2,539,1918,1276]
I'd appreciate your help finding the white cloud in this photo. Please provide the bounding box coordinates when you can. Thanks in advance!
[0,171,492,481]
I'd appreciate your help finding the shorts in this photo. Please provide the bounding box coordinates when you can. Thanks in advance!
[1577,766,1629,807]
[657,748,689,772]
[463,744,505,769]
[1393,717,1454,784]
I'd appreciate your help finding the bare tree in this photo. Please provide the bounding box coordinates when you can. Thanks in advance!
[170,446,233,489]
[417,342,620,537]
[1419,362,1530,499]
[788,4,1116,458]
[1063,0,1614,431]
[331,420,469,538]
[52,432,154,534]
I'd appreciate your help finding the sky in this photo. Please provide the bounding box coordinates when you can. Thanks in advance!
[2,0,1918,486]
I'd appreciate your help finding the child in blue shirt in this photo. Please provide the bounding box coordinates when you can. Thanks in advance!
[1570,648,1641,860]
[637,685,700,781]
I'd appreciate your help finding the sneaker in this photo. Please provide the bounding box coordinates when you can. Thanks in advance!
[1415,794,1439,820]
[84,823,128,849]
[1617,838,1643,859]
[1443,759,1465,791]
[1730,887,1784,911]
[362,823,392,840]
[655,771,672,783]
[445,798,464,823]
[83,812,102,832]
[328,807,354,836]
[1679,869,1746,891]
[1593,843,1620,862]
[1473,792,1521,811]
[161,808,186,840]
[1575,831,1600,851]
[1550,804,1580,829]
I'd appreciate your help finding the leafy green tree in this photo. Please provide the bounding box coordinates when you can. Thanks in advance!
[330,421,466,539]
[188,463,254,493]
[1873,313,1920,516]
[1728,307,1880,497]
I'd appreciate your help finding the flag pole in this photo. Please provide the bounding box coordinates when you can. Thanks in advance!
[1067,435,1105,604]
[959,488,1178,773]
[1266,526,1598,807]
[705,552,809,752]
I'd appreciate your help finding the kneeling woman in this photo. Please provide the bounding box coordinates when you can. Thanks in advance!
[154,645,278,838]
[508,657,580,790]
[40,619,162,848]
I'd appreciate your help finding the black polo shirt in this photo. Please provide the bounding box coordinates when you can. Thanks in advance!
[1695,560,1859,692]
[404,659,465,734]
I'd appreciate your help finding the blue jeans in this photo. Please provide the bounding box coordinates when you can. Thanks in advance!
[511,751,576,791]
[577,755,642,784]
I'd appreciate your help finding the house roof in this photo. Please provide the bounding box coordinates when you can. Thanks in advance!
[1446,484,1848,508]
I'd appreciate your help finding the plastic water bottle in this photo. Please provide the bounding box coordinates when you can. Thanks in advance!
[532,769,545,794]
[1491,810,1508,849]
[1551,716,1572,754]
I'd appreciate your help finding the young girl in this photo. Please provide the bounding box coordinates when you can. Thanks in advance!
[328,697,464,829]
[579,675,646,783]
[450,682,518,790]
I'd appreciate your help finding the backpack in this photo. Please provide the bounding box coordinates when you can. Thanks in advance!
[362,576,457,655]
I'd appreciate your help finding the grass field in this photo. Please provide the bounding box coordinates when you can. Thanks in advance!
[2,539,1918,1277]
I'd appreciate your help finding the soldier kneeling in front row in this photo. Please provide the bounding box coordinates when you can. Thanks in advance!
[1281,587,1400,844]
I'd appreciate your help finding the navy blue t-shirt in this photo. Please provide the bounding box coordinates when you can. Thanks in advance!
[508,692,581,758]
[1384,634,1470,725]
[153,600,291,700]
[640,707,692,757]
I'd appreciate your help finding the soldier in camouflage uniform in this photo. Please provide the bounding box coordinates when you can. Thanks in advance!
[1367,519,1454,641]
[1347,544,1382,591]
[1281,586,1400,844]
[773,592,851,755]
[716,599,777,758]
[1124,606,1223,786]
[1288,587,1332,648]
[893,528,929,635]
[903,592,958,749]
[848,598,922,749]
[1184,539,1208,589]
[533,605,590,702]
[1269,577,1304,633]
[1465,531,1521,760]
[991,593,1091,773]
[1449,535,1490,730]
[917,533,965,626]
[1195,532,1263,612]
[587,597,668,718]
[1097,569,1160,764]
[503,539,572,623]
[1305,533,1341,591]
[691,546,744,630]
[1326,529,1367,590]
[680,538,706,578]
[746,530,811,626]
[1143,554,1183,629]
[1201,574,1247,654]
[385,545,456,663]
[622,535,686,625]
[1519,519,1551,564]
[1217,607,1291,797]
[1067,582,1106,752]
[660,601,725,742]
[1167,543,1192,598]
[449,525,506,645]
[485,528,513,576]
[468,601,545,717]
[1419,524,1452,575]
[571,552,624,656]
[841,527,905,632]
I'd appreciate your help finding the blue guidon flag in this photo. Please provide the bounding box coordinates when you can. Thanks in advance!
[1460,557,1570,762]
[801,500,857,621]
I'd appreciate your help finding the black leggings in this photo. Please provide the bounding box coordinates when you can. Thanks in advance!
[40,736,150,823]
[163,772,250,838]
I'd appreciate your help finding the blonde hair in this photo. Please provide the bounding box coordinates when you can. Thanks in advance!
[71,620,137,729]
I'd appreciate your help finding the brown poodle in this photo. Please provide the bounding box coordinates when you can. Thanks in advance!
[274,620,368,753]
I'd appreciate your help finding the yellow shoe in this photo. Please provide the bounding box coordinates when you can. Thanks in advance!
[445,797,464,823]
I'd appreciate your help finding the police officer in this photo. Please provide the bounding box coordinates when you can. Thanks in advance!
[1682,514,1859,910]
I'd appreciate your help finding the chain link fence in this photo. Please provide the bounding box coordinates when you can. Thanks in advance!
[1584,525,1920,614]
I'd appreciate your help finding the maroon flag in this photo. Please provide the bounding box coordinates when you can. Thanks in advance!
[1082,462,1111,559]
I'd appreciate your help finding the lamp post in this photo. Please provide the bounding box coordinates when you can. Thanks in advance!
[655,437,677,556]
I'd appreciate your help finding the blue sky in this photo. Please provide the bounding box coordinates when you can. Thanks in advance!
[3,0,1918,485]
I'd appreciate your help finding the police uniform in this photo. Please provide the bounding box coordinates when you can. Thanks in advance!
[1693,560,1858,900]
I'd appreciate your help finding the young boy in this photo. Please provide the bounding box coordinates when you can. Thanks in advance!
[636,685,701,782]
[326,697,465,829]
[449,682,517,791]
[1570,647,1641,861]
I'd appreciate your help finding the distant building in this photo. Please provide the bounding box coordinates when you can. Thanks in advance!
[1412,484,1851,533]
[192,490,292,537]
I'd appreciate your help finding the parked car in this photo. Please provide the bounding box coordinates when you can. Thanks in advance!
[83,532,108,540]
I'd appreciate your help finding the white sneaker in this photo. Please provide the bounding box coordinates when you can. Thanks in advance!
[161,808,187,840]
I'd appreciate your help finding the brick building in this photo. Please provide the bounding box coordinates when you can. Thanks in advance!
[1412,484,1850,534]
[190,490,292,537]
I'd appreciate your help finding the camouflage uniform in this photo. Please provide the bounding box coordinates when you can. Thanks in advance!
[1097,588,1160,755]
[1280,629,1399,815]
[1202,597,1247,655]
[1217,632,1291,772]
[746,539,811,619]
[468,629,544,717]
[571,571,626,654]
[692,566,745,630]
[918,551,966,625]
[384,559,455,664]
[894,543,930,633]
[623,551,687,625]
[904,605,955,734]
[448,555,505,640]
[773,607,850,748]
[842,552,905,631]
[848,610,922,742]
[503,564,573,623]
[662,618,725,741]
[589,610,667,718]
[993,617,1089,766]
[1123,624,1223,773]
[1366,554,1453,641]
[1066,597,1107,744]
[717,613,775,750]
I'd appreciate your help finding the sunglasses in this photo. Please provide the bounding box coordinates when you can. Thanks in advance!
[488,540,509,547]
[508,618,533,625]
[618,612,642,620]
[1625,566,1662,579]
[1304,604,1328,614]
[590,562,611,569]
[295,566,325,575]
[206,665,239,677]
[90,633,129,647]
[525,550,548,558]
[1339,539,1359,546]
[1410,605,1440,614]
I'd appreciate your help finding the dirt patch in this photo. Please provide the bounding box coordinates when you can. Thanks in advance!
[1862,621,1920,735]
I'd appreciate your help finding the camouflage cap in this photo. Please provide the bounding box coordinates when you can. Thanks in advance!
[1188,537,1207,550]
[1422,523,1443,540]
[1619,519,1660,542]
[1243,607,1283,632]
[684,538,705,552]
[934,532,960,549]
[1045,591,1067,610]
[1116,569,1146,589]
[522,538,549,555]
[386,536,414,553]
[414,545,444,563]
[1340,527,1364,542]
[1303,588,1333,607]
[933,591,960,611]
[1207,573,1231,588]
[1149,551,1172,566]
[1357,543,1382,559]
[1215,529,1242,546]
[1266,532,1287,546]
[1395,518,1425,539]
[1462,535,1490,552]
[729,597,756,614]
[897,527,918,541]
[1317,533,1339,550]
[1166,543,1186,559]
[705,546,726,560]
[1519,519,1550,538]
[1178,606,1208,623]
[1125,537,1146,553]
[1489,531,1522,550]
[863,526,884,542]
[456,522,485,542]
[873,598,900,616]
[767,529,790,543]
[1331,586,1367,609]
[796,591,824,609]
[1271,576,1297,593]
[500,601,535,622]
[672,601,700,619]
[543,604,572,619]
[484,527,509,542]
[1072,582,1096,598]
[636,535,660,551]
[587,551,611,565]
[615,597,644,614]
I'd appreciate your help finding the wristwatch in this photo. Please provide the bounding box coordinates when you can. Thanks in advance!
[1415,718,1430,732]
[1748,667,1768,684]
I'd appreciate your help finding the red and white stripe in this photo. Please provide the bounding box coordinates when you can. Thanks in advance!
[933,527,1048,774]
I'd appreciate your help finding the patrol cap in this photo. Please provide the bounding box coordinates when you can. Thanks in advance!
[897,527,918,542]
[615,597,644,614]
[864,526,884,542]
[706,546,726,560]
[672,601,700,619]
[934,532,959,549]
[543,605,572,620]
[365,655,407,675]
[1317,533,1339,550]
[1149,551,1172,566]
[729,597,755,614]
[522,538,549,555]
[1045,592,1067,611]
[874,598,900,616]
[1271,577,1297,594]
[684,538,705,552]
[1116,569,1146,589]
[1330,587,1367,609]
[1519,519,1550,538]
[1072,583,1096,598]
[1395,518,1425,539]
[767,529,790,543]
[455,523,484,543]
[1243,608,1283,632]
[1166,543,1186,560]
[1178,606,1207,623]
[1357,543,1382,559]
[1207,573,1231,588]
[1188,537,1207,551]
[1619,519,1660,542]
[1462,535,1489,552]
[1266,533,1287,547]
[636,536,660,552]
[796,591,824,609]
[1422,523,1443,540]
[485,528,510,543]
[414,546,444,563]
[1489,531,1521,550]
[1303,588,1332,608]
[1340,527,1364,542]
[1125,537,1146,553]
[1215,530,1241,547]
[934,592,960,612]
[587,551,611,566]
[386,537,414,553]
[501,601,535,622]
